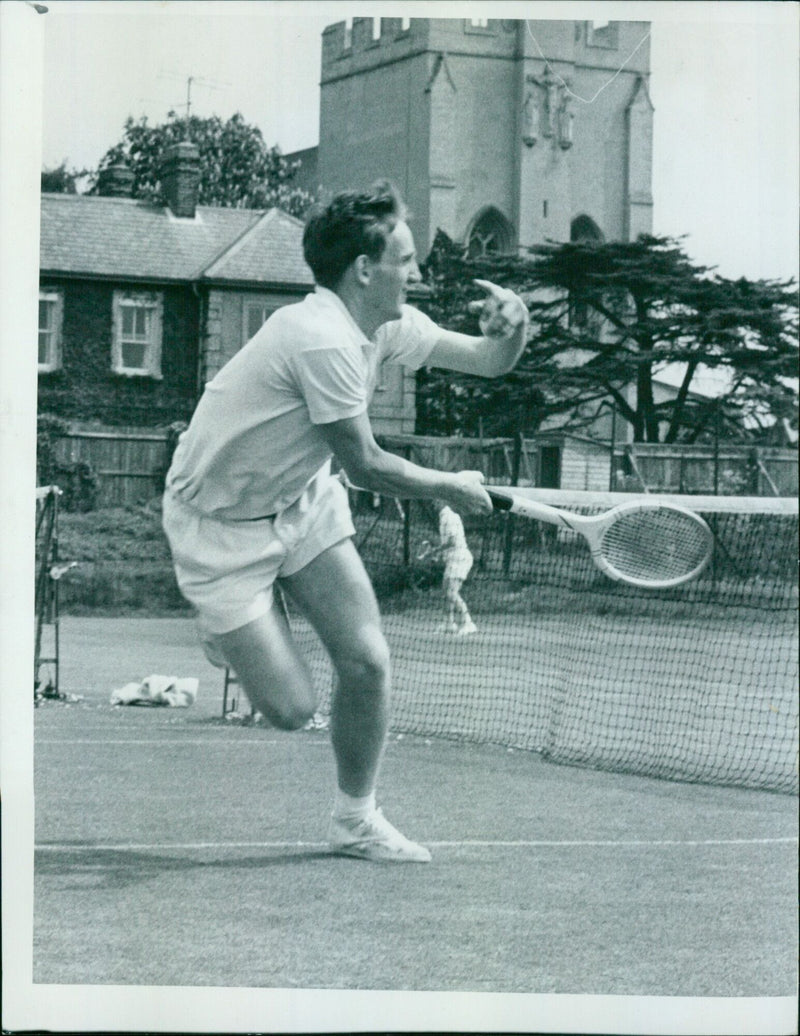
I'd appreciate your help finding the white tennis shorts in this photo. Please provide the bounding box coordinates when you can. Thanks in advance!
[444,553,473,583]
[162,470,355,634]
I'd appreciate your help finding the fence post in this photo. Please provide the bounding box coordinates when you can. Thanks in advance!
[503,416,524,576]
[609,405,617,491]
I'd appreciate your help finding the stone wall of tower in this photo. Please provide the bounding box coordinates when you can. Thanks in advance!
[514,19,652,247]
[317,17,652,253]
[319,19,432,248]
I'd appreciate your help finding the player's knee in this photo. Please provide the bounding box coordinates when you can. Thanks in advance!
[335,628,391,692]
[244,678,316,731]
[264,694,316,731]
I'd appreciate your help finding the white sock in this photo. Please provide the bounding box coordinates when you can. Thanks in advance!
[333,788,376,821]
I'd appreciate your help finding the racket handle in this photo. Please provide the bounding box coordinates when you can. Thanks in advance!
[488,490,514,512]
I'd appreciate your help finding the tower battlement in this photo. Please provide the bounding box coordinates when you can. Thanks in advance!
[322,18,650,82]
[321,18,426,76]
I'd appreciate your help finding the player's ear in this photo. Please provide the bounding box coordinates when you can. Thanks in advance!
[353,254,372,285]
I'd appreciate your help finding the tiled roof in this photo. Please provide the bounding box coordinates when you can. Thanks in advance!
[203,208,313,286]
[39,193,313,287]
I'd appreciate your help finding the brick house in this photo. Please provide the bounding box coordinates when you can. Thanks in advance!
[38,142,418,434]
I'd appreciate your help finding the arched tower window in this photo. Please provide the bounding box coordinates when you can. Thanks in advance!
[465,207,515,258]
[569,215,604,328]
[570,214,604,243]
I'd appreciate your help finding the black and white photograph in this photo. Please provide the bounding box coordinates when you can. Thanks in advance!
[1,1,798,1033]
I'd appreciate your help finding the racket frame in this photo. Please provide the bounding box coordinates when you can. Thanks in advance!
[488,489,713,589]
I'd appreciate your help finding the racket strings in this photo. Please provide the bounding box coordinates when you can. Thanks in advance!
[599,508,711,583]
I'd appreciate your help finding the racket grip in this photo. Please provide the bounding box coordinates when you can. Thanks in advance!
[488,490,513,512]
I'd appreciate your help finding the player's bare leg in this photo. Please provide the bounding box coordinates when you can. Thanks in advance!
[444,577,476,635]
[283,538,430,862]
[215,606,317,730]
[282,538,390,797]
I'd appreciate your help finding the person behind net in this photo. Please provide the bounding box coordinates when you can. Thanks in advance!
[162,181,529,863]
[436,501,478,636]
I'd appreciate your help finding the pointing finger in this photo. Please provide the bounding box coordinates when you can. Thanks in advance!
[473,278,502,296]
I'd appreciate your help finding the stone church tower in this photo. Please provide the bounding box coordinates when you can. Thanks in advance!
[310,17,653,256]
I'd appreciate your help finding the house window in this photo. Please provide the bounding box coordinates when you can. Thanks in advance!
[243,300,275,344]
[111,291,163,378]
[38,289,63,372]
[467,17,490,29]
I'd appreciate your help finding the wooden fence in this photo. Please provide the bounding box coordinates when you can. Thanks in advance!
[617,443,798,497]
[47,426,797,508]
[54,428,171,508]
[383,434,798,497]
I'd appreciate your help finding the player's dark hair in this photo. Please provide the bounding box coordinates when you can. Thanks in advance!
[302,181,406,290]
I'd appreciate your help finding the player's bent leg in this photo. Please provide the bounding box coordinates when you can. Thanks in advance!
[215,606,317,731]
[282,538,390,797]
[283,539,431,863]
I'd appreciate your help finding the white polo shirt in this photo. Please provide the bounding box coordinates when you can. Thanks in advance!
[166,287,440,520]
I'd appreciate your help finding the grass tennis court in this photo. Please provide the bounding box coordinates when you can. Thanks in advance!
[32,616,797,999]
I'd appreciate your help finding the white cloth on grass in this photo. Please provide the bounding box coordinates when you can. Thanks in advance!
[110,675,199,707]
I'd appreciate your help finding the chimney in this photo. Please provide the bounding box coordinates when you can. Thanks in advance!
[160,141,201,218]
[97,162,134,197]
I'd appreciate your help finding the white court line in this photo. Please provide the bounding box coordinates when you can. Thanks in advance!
[34,837,798,852]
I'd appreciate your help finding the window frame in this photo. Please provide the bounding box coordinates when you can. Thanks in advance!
[465,207,516,258]
[569,216,605,331]
[38,288,64,373]
[111,290,163,379]
[242,299,277,346]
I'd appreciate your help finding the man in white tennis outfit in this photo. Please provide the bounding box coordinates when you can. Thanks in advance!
[162,182,528,862]
[437,503,478,635]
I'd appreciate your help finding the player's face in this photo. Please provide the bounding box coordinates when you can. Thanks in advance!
[368,220,422,323]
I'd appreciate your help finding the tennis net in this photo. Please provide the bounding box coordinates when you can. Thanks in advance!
[295,488,798,795]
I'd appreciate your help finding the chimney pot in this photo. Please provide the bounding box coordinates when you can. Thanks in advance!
[97,162,134,197]
[160,141,201,218]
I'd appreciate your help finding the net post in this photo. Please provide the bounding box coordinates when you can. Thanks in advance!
[34,485,65,698]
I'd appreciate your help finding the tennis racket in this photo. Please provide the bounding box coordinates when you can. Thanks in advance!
[488,489,713,589]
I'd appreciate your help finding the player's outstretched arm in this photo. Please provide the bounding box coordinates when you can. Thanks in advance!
[321,411,492,516]
[425,278,529,378]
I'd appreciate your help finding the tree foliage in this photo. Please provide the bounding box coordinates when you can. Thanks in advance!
[417,231,799,444]
[41,161,83,194]
[92,112,315,217]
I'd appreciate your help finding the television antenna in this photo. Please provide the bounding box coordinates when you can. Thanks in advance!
[158,72,231,120]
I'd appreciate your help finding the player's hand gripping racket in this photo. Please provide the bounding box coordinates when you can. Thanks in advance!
[488,489,713,589]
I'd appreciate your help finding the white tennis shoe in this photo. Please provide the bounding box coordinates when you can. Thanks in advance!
[329,807,432,863]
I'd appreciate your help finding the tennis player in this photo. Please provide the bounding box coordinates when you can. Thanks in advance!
[162,182,528,863]
[436,502,477,635]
